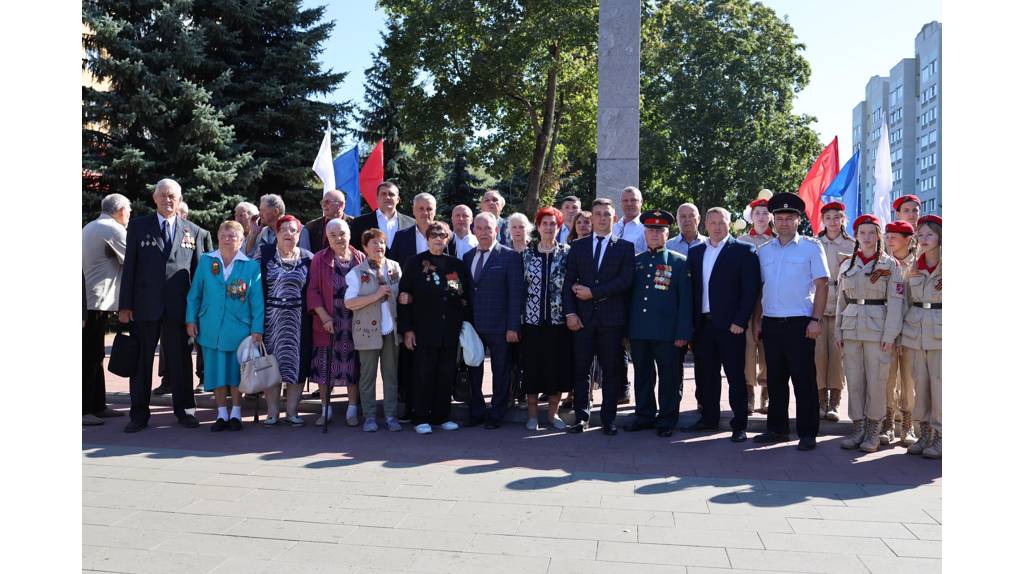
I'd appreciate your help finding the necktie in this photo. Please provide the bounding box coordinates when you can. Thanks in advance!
[473,248,486,281]
[594,236,605,273]
[162,220,172,256]
[617,223,625,239]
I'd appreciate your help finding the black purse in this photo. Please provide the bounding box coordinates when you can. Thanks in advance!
[107,325,140,377]
[452,351,471,403]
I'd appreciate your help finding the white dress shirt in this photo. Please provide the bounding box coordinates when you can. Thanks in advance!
[612,216,646,253]
[701,238,726,313]
[414,227,429,255]
[592,233,611,270]
[344,265,395,336]
[557,224,572,244]
[470,243,496,278]
[453,231,479,259]
[209,249,249,280]
[758,234,830,317]
[376,209,400,248]
[157,213,177,242]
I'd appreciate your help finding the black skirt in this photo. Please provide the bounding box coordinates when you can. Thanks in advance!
[521,323,573,395]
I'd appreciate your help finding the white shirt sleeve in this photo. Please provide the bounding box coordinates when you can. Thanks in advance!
[811,241,829,281]
[344,267,361,301]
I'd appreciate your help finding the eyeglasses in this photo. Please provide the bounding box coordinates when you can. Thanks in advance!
[428,232,447,239]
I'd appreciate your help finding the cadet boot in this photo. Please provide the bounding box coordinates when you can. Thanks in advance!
[746,385,755,415]
[755,387,769,414]
[879,409,896,445]
[859,418,883,453]
[840,418,866,450]
[818,389,828,419]
[900,410,918,446]
[826,390,841,422]
[907,422,931,455]
[922,430,942,459]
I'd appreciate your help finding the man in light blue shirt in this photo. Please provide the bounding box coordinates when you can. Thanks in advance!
[751,192,830,451]
[665,203,707,256]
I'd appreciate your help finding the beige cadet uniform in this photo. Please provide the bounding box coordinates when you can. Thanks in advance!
[816,233,854,394]
[736,229,773,411]
[835,252,904,448]
[883,251,917,442]
[902,258,941,456]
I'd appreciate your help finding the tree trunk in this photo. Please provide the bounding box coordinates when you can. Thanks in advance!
[524,44,560,216]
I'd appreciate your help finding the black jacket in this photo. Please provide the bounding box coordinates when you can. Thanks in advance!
[398,252,473,348]
[350,210,415,258]
[562,234,635,329]
[687,237,760,333]
[119,214,204,322]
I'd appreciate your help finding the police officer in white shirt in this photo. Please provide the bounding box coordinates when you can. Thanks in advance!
[751,192,830,451]
[611,186,647,254]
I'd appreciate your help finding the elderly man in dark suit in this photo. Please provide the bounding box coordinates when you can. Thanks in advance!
[118,178,206,432]
[684,207,761,442]
[564,198,636,435]
[302,189,354,254]
[463,212,524,429]
[350,181,415,259]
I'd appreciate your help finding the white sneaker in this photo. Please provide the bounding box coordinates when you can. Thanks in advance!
[439,421,459,431]
[415,423,432,434]
[526,418,539,431]
[550,415,567,430]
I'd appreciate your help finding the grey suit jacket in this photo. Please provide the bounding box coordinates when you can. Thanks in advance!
[82,214,127,311]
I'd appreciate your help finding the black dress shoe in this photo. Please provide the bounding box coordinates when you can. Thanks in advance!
[623,420,655,432]
[656,428,674,438]
[752,432,789,444]
[730,431,748,443]
[123,421,147,433]
[178,414,200,429]
[484,420,501,430]
[463,416,485,428]
[682,421,719,432]
[211,418,229,432]
[602,424,618,436]
[152,384,172,396]
[93,408,124,418]
[228,418,243,432]
[797,436,817,451]
[567,422,588,434]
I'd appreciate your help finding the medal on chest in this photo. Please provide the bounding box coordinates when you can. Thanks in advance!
[181,230,196,250]
[653,263,672,291]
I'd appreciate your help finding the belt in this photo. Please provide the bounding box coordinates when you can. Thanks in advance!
[844,297,886,305]
[912,302,942,309]
[829,280,838,286]
[762,316,810,322]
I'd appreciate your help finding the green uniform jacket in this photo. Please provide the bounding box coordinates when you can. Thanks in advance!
[628,248,694,342]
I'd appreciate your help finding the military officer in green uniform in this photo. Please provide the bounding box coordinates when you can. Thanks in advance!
[624,210,694,437]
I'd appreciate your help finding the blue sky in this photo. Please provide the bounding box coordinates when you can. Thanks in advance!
[312,0,941,160]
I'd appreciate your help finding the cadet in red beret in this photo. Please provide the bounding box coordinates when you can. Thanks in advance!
[904,214,941,459]
[814,201,854,421]
[880,218,919,447]
[893,195,922,229]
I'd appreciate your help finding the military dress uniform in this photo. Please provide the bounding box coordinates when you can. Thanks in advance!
[627,210,694,436]
[882,224,918,446]
[835,218,904,453]
[903,216,942,459]
[736,221,774,415]
[816,203,856,422]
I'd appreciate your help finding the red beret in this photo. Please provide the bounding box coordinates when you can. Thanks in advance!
[853,214,881,229]
[885,221,914,235]
[820,201,845,213]
[748,198,769,209]
[892,195,921,211]
[918,214,942,227]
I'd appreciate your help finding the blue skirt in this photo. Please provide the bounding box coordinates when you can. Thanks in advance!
[202,346,241,391]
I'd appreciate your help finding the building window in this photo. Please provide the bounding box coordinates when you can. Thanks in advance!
[919,108,937,128]
[917,152,937,172]
[893,168,902,182]
[890,128,903,144]
[889,85,904,107]
[891,148,903,163]
[853,125,861,141]
[890,108,903,123]
[921,59,938,82]
[918,130,937,152]
[922,84,938,104]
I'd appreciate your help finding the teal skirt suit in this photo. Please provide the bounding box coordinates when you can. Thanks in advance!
[186,252,265,391]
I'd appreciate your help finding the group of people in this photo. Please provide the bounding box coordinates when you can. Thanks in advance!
[82,178,941,459]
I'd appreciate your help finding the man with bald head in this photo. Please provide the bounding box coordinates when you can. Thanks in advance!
[450,204,479,258]
[666,203,707,257]
[612,186,647,254]
[302,189,354,253]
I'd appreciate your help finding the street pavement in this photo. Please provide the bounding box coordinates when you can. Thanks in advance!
[85,339,940,573]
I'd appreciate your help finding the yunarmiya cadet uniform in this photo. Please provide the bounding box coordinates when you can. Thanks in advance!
[815,201,855,422]
[735,197,774,416]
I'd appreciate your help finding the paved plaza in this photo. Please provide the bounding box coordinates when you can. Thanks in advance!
[84,348,940,574]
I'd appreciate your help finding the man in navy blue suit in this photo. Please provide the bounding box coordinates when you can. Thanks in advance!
[463,212,524,428]
[563,198,635,435]
[683,207,761,442]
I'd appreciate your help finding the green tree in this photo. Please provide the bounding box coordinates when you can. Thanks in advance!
[190,0,351,221]
[377,0,600,215]
[83,0,260,229]
[640,0,821,217]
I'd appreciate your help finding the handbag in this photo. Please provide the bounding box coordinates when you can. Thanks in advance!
[107,326,139,377]
[459,321,485,367]
[239,342,282,395]
[452,349,471,404]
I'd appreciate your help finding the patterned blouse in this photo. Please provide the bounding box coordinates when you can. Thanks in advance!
[522,243,570,326]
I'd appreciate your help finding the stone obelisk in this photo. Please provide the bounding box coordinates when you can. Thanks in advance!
[595,0,640,205]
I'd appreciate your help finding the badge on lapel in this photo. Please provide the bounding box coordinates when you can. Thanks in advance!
[212,260,221,276]
[142,234,158,248]
[869,269,891,284]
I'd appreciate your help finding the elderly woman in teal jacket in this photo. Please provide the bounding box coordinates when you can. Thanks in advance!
[186,221,265,431]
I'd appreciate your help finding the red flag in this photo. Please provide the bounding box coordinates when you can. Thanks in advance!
[359,140,384,211]
[797,136,839,234]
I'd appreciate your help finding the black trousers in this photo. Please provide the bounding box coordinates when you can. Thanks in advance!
[82,311,110,415]
[761,316,820,438]
[413,344,457,425]
[694,316,748,431]
[129,319,196,424]
[630,339,681,430]
[158,339,203,383]
[398,344,416,413]
[573,325,625,425]
[468,332,510,422]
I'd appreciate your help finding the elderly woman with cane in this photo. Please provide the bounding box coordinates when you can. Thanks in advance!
[308,218,365,427]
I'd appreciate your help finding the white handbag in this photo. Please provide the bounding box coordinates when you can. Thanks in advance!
[239,340,282,394]
[459,321,485,367]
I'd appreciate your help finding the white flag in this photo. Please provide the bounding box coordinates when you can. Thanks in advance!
[872,120,893,225]
[311,123,335,196]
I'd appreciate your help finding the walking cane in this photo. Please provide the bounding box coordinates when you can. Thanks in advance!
[323,333,334,434]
